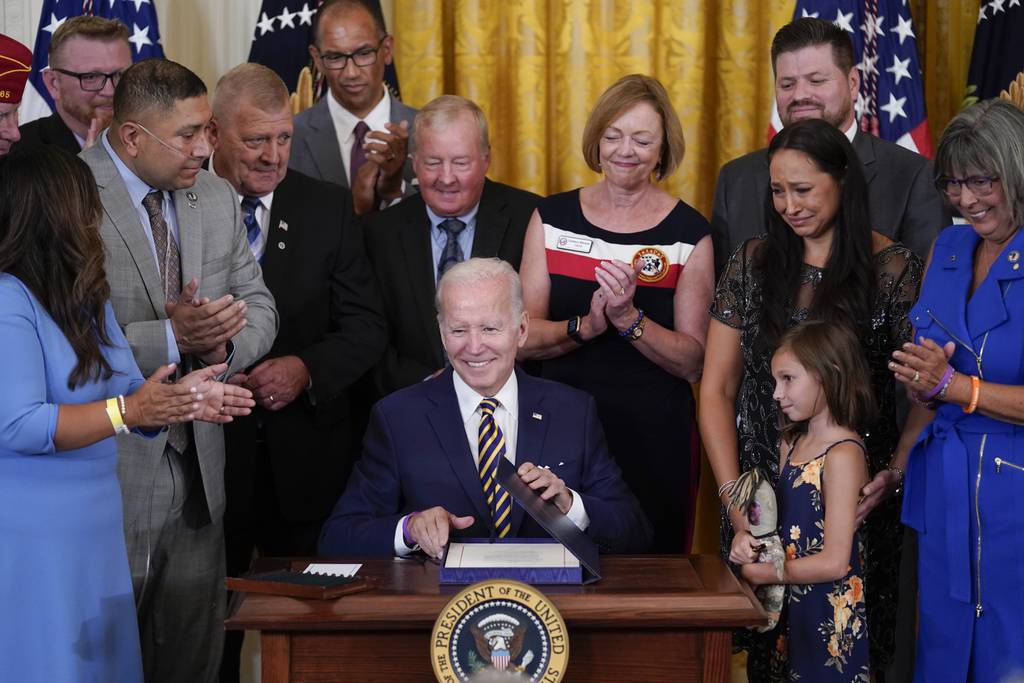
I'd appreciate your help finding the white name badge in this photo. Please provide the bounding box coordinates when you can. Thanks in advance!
[556,235,593,253]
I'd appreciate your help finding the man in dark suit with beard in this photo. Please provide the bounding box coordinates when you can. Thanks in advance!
[711,17,950,275]
[208,63,386,683]
[361,95,540,399]
[16,16,131,154]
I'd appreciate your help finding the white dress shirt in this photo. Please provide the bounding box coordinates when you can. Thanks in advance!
[327,87,393,184]
[394,371,589,555]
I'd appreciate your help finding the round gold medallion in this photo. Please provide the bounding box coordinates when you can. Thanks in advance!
[431,579,569,682]
[633,247,670,284]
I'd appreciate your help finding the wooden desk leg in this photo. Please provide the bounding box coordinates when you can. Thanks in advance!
[702,630,732,682]
[261,632,291,683]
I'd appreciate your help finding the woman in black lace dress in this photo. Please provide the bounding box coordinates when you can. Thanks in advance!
[699,119,927,680]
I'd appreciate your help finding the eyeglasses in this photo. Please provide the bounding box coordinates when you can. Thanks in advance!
[935,175,1000,198]
[314,38,387,70]
[52,68,123,92]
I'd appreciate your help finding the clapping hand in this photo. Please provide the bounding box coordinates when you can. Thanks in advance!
[594,259,642,331]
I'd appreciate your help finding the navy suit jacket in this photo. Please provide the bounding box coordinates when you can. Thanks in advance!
[318,367,653,556]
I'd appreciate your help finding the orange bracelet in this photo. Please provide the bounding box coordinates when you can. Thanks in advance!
[964,375,981,414]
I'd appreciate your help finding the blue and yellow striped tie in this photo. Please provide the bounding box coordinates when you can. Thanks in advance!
[478,398,512,538]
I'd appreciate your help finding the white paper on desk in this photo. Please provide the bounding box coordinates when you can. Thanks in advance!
[444,543,580,569]
[302,563,361,577]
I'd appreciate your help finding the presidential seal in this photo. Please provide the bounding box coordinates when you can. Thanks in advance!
[633,247,669,284]
[431,579,569,683]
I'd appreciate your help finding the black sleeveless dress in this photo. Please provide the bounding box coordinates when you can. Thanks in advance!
[536,189,710,552]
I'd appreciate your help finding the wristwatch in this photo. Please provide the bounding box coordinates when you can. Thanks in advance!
[567,315,585,344]
[627,315,647,341]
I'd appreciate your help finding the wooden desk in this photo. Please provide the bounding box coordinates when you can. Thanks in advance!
[226,555,765,682]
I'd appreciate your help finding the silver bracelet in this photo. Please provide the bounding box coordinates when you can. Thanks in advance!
[717,479,737,499]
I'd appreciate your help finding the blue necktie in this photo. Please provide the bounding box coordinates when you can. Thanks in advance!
[437,218,466,282]
[478,398,512,538]
[241,196,264,262]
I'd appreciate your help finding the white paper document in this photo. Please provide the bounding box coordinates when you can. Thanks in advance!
[444,542,579,569]
[302,563,361,577]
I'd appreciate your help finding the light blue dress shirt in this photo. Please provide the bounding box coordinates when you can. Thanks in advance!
[426,203,479,283]
[101,131,182,365]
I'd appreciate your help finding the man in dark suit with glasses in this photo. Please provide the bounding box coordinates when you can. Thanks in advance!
[289,0,417,215]
[16,15,131,154]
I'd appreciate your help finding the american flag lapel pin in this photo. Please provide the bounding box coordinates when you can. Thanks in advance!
[278,220,288,232]
[532,412,543,420]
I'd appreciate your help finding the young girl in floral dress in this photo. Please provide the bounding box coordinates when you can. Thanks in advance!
[737,320,872,681]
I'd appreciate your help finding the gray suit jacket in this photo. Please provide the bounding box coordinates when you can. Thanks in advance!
[289,95,418,191]
[710,130,951,275]
[81,142,278,525]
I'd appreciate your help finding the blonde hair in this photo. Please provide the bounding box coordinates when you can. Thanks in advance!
[581,74,685,180]
[212,63,290,119]
[414,94,490,154]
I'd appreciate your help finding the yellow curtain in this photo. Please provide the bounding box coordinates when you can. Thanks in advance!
[911,0,981,140]
[394,0,794,218]
[394,0,979,216]
[392,0,978,556]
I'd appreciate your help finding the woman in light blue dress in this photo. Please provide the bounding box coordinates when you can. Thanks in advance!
[0,147,253,682]
[890,99,1024,681]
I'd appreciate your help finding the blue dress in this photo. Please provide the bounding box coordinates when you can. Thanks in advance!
[903,225,1024,682]
[0,274,144,682]
[778,438,870,682]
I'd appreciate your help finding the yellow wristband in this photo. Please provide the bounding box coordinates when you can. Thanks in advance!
[106,397,128,435]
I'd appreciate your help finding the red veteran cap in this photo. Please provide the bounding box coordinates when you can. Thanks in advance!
[0,34,32,104]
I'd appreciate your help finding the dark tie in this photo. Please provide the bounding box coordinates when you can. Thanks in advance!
[240,196,264,261]
[478,398,512,539]
[437,218,466,282]
[141,190,182,301]
[350,120,369,183]
[140,190,188,454]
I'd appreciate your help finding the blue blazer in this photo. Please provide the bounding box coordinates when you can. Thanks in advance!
[318,367,653,556]
[903,225,1024,682]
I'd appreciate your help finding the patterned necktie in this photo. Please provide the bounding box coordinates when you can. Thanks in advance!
[141,190,182,301]
[240,196,265,262]
[478,398,512,538]
[350,120,369,183]
[437,218,467,282]
[140,190,188,454]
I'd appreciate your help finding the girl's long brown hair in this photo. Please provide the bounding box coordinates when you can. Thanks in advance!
[0,147,114,388]
[775,320,876,443]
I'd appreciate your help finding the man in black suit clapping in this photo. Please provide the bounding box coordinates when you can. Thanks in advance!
[208,62,386,683]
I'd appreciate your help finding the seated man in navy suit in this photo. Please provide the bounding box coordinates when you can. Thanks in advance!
[319,257,652,558]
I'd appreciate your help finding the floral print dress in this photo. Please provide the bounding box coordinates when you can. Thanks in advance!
[779,438,870,682]
[711,237,922,678]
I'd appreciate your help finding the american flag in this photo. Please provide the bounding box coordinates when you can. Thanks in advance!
[248,0,401,104]
[965,0,1024,105]
[20,0,164,125]
[769,0,933,157]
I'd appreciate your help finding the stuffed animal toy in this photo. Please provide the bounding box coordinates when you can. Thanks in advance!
[730,468,785,632]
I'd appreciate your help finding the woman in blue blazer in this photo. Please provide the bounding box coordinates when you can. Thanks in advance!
[890,99,1024,681]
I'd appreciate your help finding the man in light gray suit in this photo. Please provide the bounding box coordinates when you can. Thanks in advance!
[711,17,950,275]
[290,0,417,215]
[81,59,277,683]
